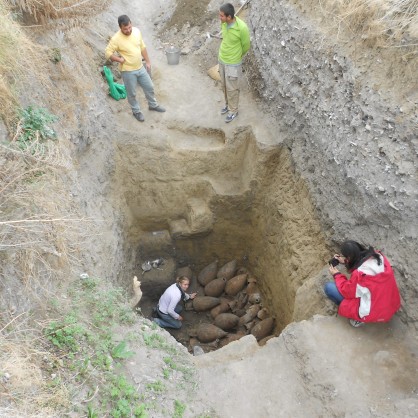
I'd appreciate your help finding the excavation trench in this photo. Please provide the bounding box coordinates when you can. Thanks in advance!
[112,124,328,351]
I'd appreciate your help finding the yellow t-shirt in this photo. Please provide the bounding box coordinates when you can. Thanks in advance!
[105,27,146,71]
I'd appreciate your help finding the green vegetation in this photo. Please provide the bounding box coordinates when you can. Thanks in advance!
[42,277,145,417]
[35,274,198,416]
[17,105,57,149]
[173,400,186,418]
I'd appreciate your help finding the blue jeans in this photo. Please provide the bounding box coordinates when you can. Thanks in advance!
[324,282,344,305]
[121,66,158,114]
[154,304,183,329]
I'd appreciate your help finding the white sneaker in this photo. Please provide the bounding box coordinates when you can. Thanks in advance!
[349,319,364,327]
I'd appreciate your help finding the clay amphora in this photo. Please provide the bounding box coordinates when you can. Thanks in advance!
[176,265,193,280]
[197,323,227,343]
[193,296,220,312]
[251,317,275,341]
[225,274,248,296]
[217,259,237,280]
[249,293,262,304]
[210,299,231,319]
[204,277,227,297]
[259,335,275,346]
[236,267,249,275]
[198,260,218,286]
[219,332,246,347]
[257,307,269,320]
[238,304,261,326]
[246,280,259,295]
[214,313,240,331]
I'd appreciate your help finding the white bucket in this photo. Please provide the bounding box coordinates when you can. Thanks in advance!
[166,46,181,65]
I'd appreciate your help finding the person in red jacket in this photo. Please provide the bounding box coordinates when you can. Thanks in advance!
[325,240,401,327]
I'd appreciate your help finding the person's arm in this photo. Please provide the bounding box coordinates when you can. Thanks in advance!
[141,47,151,72]
[334,270,360,299]
[167,289,181,320]
[240,24,251,56]
[105,36,125,64]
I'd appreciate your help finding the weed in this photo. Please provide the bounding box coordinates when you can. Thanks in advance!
[146,380,165,393]
[45,313,86,352]
[50,47,62,63]
[162,367,171,379]
[87,405,98,418]
[142,332,177,354]
[173,400,186,418]
[111,341,135,360]
[17,105,57,148]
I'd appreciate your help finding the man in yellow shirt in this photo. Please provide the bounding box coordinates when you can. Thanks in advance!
[105,15,165,122]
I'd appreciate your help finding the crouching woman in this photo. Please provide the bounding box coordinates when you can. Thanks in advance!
[324,240,401,327]
[153,276,197,329]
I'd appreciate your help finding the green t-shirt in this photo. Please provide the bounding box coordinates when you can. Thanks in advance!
[219,16,250,65]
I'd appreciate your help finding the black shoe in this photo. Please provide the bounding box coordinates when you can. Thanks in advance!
[133,112,145,122]
[151,307,158,318]
[149,105,166,112]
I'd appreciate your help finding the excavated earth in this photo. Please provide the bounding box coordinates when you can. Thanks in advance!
[4,0,417,416]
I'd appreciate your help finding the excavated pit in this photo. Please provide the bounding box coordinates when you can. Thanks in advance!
[112,124,329,351]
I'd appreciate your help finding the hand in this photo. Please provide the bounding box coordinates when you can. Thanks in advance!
[145,62,151,72]
[189,292,197,300]
[329,265,340,275]
[178,315,184,321]
[334,254,346,264]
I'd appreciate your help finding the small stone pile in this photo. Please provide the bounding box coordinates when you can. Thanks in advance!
[182,260,275,353]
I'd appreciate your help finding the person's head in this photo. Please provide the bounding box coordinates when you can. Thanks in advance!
[118,15,132,35]
[340,240,381,270]
[219,3,235,23]
[176,276,190,291]
[340,240,366,268]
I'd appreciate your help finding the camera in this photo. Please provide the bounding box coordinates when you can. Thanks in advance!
[329,257,339,267]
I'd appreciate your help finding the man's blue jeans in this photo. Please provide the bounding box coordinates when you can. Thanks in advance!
[324,282,344,305]
[155,304,183,329]
[121,66,158,114]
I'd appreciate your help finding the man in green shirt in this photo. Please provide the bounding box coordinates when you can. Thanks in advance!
[218,3,250,123]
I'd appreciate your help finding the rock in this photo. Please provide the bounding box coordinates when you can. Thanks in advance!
[217,260,237,280]
[130,276,142,308]
[214,313,240,331]
[251,318,275,341]
[197,324,228,343]
[204,277,227,297]
[225,274,248,296]
[198,261,218,286]
[193,345,205,356]
[193,296,221,312]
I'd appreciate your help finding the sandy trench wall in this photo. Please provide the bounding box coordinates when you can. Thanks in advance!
[111,125,329,330]
[249,0,418,326]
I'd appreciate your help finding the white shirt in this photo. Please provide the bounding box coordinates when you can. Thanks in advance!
[158,283,190,319]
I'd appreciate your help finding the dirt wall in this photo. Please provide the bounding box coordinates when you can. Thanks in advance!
[248,0,418,327]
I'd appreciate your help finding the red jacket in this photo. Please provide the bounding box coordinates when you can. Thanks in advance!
[334,253,401,322]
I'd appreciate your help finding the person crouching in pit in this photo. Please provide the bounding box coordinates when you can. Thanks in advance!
[153,276,197,329]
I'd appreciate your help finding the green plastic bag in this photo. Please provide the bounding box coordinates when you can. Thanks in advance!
[103,65,127,100]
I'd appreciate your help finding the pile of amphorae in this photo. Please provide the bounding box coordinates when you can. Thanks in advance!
[179,259,275,353]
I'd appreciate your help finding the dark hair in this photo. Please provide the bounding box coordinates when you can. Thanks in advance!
[220,3,235,18]
[340,240,381,270]
[118,15,131,27]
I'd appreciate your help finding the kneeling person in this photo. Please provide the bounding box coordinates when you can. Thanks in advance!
[154,276,197,329]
